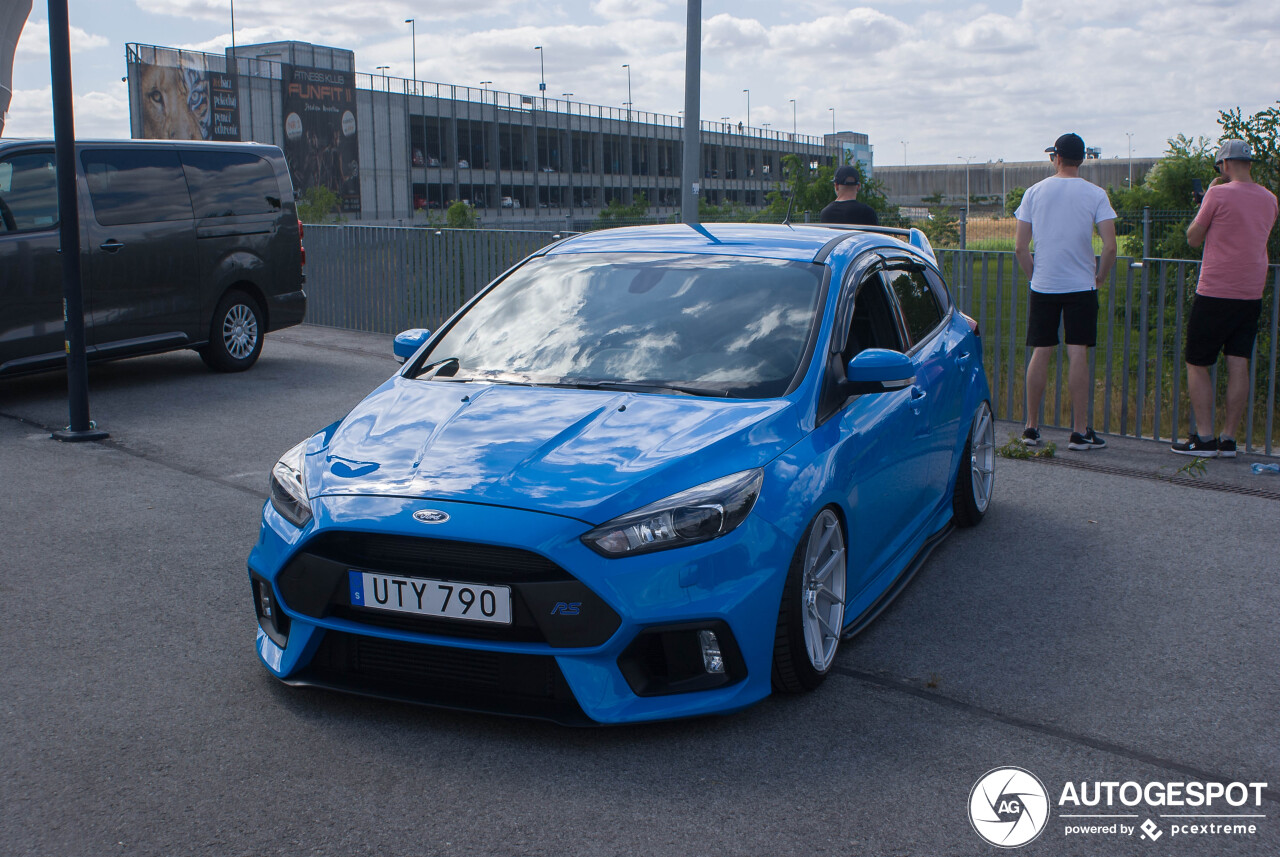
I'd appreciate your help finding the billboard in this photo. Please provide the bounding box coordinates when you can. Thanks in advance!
[281,64,360,214]
[132,50,239,141]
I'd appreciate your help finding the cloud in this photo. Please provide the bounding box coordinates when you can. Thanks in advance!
[951,13,1035,53]
[590,0,669,20]
[2,84,128,138]
[15,20,110,58]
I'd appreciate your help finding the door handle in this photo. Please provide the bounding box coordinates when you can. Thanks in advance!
[99,240,125,253]
[955,350,971,365]
[910,385,927,415]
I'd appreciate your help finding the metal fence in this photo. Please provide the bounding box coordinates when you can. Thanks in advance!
[303,224,562,333]
[940,250,1279,456]
[302,225,1279,456]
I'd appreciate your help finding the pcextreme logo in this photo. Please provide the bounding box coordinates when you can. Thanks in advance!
[968,768,1270,848]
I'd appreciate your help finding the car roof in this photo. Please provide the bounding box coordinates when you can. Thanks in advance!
[545,222,928,264]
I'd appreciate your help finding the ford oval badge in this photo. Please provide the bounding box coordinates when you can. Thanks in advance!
[413,509,450,524]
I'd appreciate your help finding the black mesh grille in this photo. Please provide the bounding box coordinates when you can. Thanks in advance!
[294,630,590,724]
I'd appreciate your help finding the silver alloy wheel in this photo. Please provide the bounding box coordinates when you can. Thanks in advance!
[801,509,847,672]
[222,303,259,360]
[970,402,995,513]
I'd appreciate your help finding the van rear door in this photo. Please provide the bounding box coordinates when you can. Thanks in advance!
[0,148,64,374]
[79,146,200,354]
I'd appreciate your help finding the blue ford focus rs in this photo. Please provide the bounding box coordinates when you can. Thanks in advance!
[249,223,994,724]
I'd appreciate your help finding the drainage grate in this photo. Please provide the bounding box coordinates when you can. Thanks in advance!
[1032,455,1280,502]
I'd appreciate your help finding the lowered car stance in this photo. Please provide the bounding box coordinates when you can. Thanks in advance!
[249,223,994,724]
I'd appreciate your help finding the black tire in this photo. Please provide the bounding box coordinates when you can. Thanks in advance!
[772,507,847,694]
[201,290,264,372]
[952,401,994,527]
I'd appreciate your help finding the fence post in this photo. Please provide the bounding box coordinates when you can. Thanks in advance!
[1142,206,1151,261]
[957,209,968,300]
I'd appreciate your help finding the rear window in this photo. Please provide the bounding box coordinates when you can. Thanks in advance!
[180,150,282,218]
[82,148,192,226]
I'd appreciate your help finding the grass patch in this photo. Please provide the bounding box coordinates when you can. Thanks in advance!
[996,434,1057,460]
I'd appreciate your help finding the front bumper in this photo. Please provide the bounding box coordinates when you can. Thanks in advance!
[248,494,790,724]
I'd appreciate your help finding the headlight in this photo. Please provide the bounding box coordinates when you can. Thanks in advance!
[269,440,312,528]
[581,469,763,558]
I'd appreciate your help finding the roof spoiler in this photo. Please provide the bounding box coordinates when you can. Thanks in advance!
[811,224,936,265]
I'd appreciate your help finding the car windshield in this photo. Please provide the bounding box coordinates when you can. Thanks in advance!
[418,252,825,399]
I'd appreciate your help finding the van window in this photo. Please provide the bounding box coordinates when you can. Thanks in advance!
[180,150,282,218]
[0,152,59,233]
[82,149,193,226]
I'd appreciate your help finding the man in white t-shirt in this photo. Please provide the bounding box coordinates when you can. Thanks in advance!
[1014,132,1118,451]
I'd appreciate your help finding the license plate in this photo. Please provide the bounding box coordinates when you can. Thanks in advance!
[348,570,512,625]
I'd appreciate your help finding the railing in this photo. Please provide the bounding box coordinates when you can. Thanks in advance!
[939,251,1279,456]
[303,225,563,334]
[302,226,1279,456]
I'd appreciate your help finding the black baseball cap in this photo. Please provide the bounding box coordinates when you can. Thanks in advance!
[1045,133,1086,161]
[834,165,863,186]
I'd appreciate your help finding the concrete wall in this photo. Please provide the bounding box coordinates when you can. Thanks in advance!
[876,158,1159,208]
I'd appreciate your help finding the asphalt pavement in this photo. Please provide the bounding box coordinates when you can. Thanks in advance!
[2,325,1278,857]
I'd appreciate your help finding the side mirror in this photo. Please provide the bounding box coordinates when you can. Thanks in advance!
[393,328,432,364]
[845,348,915,395]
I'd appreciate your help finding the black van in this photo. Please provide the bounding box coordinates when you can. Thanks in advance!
[0,139,306,377]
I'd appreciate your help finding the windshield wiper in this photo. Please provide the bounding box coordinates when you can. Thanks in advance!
[553,379,729,398]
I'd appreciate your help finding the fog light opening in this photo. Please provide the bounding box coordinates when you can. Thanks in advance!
[252,575,290,649]
[698,629,725,674]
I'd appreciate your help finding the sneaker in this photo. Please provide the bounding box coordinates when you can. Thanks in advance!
[1171,434,1218,457]
[1218,438,1237,458]
[1068,428,1107,450]
[1021,427,1041,447]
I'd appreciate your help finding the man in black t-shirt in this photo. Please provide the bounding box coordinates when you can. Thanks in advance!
[819,165,879,225]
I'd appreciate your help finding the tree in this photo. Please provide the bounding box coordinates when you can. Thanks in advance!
[445,200,478,229]
[595,191,650,228]
[1218,101,1280,259]
[1004,186,1026,217]
[1106,134,1214,258]
[296,186,343,224]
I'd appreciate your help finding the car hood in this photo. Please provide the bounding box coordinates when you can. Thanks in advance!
[305,376,801,523]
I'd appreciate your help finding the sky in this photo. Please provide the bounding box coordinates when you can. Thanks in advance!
[6,0,1280,166]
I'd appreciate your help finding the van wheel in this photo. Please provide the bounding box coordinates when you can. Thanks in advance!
[201,291,263,372]
[772,507,847,693]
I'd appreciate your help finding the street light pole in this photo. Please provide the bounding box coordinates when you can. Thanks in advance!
[622,63,631,120]
[900,139,908,165]
[229,0,236,56]
[828,107,835,136]
[534,46,545,99]
[1125,131,1135,186]
[743,88,749,130]
[957,155,975,219]
[376,65,389,88]
[681,0,702,225]
[789,98,796,137]
[404,19,416,94]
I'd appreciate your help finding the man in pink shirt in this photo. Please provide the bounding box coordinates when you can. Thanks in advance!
[1174,139,1278,457]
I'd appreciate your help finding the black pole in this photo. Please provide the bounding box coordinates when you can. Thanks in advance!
[48,0,106,442]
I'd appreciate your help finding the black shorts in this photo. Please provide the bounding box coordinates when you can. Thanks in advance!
[1185,294,1263,366]
[1026,289,1098,348]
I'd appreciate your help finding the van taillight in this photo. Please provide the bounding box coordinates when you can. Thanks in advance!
[298,221,306,266]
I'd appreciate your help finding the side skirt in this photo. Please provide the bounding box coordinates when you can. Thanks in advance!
[840,520,954,640]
